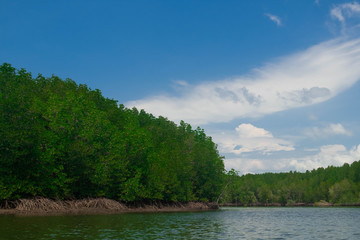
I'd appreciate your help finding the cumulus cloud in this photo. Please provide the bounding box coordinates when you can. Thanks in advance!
[305,123,353,139]
[236,124,273,138]
[288,144,360,172]
[265,13,282,26]
[225,144,360,173]
[225,158,266,174]
[127,38,360,126]
[212,124,294,155]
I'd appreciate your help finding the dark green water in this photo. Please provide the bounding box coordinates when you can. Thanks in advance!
[1,207,360,239]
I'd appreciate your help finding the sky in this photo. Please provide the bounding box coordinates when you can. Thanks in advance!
[1,0,360,174]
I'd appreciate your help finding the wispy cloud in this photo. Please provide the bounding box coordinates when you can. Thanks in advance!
[265,13,282,26]
[330,1,360,34]
[225,144,360,173]
[127,38,360,126]
[331,2,360,23]
[305,123,353,139]
[213,124,294,155]
[173,80,189,87]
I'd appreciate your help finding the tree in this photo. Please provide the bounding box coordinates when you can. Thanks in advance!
[0,63,226,202]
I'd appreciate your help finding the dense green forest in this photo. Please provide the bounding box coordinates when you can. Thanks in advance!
[1,63,359,207]
[222,161,360,206]
[0,63,225,202]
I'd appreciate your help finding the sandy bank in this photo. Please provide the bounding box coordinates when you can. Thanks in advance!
[0,198,219,216]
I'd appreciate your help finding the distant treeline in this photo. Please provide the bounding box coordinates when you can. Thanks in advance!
[222,161,360,205]
[0,63,225,202]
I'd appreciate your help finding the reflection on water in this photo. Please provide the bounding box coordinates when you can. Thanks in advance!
[1,207,360,239]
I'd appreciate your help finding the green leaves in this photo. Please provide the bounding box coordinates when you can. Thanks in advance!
[0,63,226,202]
[222,161,360,205]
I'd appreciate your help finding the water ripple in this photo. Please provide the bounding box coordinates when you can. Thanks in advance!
[1,207,360,239]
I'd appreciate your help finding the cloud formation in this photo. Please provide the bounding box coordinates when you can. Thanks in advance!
[330,1,360,34]
[288,144,360,171]
[305,123,353,139]
[212,124,294,155]
[225,144,360,173]
[265,13,282,26]
[127,38,360,126]
[331,2,360,23]
[124,3,360,175]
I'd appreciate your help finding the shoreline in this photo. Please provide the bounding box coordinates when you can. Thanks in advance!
[0,207,218,216]
[0,198,219,216]
[2,198,359,216]
[221,202,360,207]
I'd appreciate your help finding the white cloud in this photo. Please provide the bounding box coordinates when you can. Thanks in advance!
[331,7,346,23]
[173,80,189,87]
[212,124,294,155]
[127,38,360,126]
[331,2,360,23]
[305,123,353,139]
[225,144,360,173]
[265,13,282,26]
[288,144,360,172]
[225,158,266,174]
[236,123,272,138]
[330,2,360,34]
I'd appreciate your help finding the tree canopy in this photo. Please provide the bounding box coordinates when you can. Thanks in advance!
[1,63,358,206]
[0,63,225,202]
[222,161,360,205]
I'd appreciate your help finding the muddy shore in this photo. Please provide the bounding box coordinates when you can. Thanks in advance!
[0,198,219,216]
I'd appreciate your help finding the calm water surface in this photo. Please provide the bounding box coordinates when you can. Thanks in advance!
[1,207,360,239]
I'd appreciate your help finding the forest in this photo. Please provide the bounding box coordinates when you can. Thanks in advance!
[222,161,360,206]
[1,63,359,207]
[0,63,225,202]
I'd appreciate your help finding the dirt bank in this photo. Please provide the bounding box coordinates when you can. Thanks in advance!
[0,198,219,216]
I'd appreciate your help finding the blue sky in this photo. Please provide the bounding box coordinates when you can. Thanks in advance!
[1,0,360,174]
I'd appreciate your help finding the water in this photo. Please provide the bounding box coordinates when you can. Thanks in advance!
[1,207,360,239]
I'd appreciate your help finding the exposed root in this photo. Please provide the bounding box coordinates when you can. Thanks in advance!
[14,197,127,212]
[70,198,127,210]
[1,197,218,215]
[16,198,66,212]
[0,200,16,209]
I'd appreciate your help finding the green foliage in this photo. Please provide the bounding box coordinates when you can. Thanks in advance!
[0,63,225,202]
[222,161,360,205]
[329,179,358,204]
